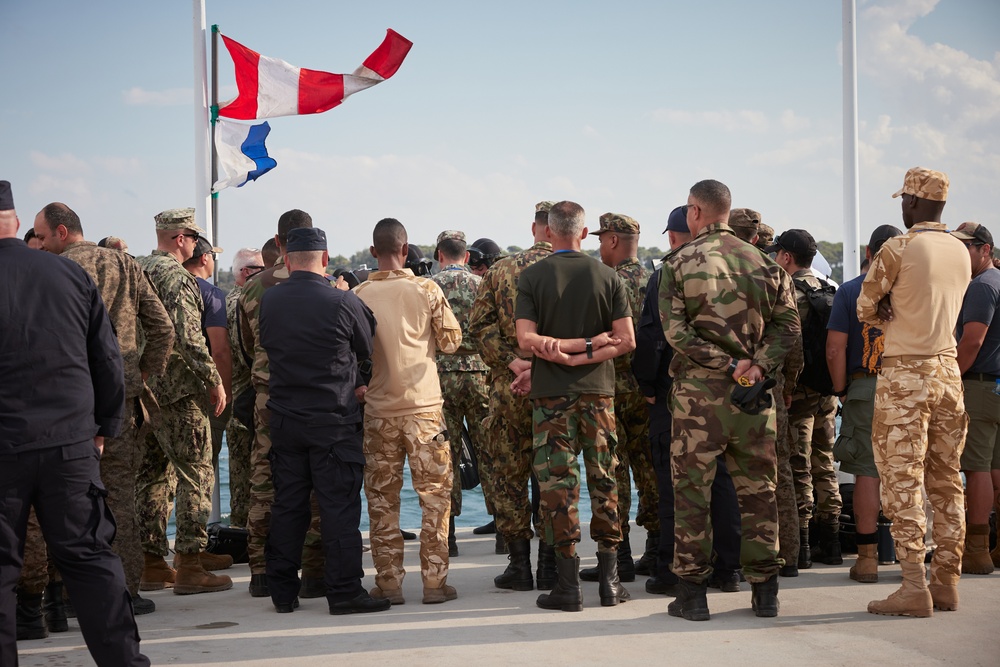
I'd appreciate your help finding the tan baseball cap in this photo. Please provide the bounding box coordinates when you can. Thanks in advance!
[892,167,949,202]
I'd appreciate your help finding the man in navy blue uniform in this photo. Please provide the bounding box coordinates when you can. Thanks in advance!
[260,227,390,616]
[0,180,149,666]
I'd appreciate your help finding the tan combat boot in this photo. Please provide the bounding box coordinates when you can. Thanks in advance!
[850,543,879,583]
[172,551,233,572]
[173,552,233,595]
[867,559,932,618]
[961,524,994,575]
[140,553,176,591]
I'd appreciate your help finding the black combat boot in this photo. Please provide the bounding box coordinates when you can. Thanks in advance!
[448,516,459,557]
[249,573,269,597]
[633,531,659,577]
[536,540,557,591]
[536,555,583,612]
[798,526,812,569]
[596,550,631,606]
[751,574,780,617]
[43,580,68,632]
[495,532,508,555]
[818,519,843,565]
[581,535,635,582]
[667,578,710,621]
[494,538,533,591]
[16,591,48,640]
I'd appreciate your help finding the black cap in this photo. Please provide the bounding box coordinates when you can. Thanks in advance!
[951,222,994,248]
[868,224,903,257]
[764,229,817,256]
[286,227,327,252]
[663,205,689,234]
[406,244,433,276]
[0,181,13,211]
[190,236,223,260]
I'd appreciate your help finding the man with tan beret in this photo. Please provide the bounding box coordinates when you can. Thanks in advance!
[858,167,970,617]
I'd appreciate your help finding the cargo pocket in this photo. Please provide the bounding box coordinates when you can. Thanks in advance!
[87,482,118,550]
[833,425,858,465]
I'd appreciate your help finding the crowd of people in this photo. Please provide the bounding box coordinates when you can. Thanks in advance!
[1,166,998,665]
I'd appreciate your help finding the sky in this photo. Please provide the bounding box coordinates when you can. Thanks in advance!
[2,0,998,273]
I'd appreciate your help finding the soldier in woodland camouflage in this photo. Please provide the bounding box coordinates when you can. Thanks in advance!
[661,179,799,621]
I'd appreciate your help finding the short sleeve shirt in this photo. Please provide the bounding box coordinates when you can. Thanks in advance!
[196,277,227,351]
[957,266,1000,376]
[827,273,885,375]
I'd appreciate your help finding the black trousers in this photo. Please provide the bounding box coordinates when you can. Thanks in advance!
[266,415,366,606]
[649,427,742,578]
[0,441,148,667]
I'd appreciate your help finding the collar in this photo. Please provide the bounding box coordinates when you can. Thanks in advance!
[441,263,469,272]
[62,240,97,254]
[909,221,948,232]
[369,268,415,281]
[530,241,554,251]
[615,257,640,270]
[288,270,332,284]
[150,249,182,265]
[695,221,734,238]
[0,238,25,248]
[791,268,813,279]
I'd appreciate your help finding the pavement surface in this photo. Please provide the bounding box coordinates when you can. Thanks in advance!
[16,526,1000,666]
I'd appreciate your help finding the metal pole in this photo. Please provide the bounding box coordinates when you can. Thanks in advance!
[842,0,861,281]
[193,0,213,259]
[211,25,220,285]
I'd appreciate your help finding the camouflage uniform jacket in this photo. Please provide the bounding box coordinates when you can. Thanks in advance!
[660,222,800,379]
[613,257,647,395]
[226,284,252,399]
[62,241,174,399]
[238,256,291,391]
[136,250,221,405]
[431,264,488,373]
[469,241,553,376]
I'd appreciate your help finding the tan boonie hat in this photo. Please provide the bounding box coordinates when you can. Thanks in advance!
[729,208,762,229]
[535,201,556,213]
[594,212,640,235]
[154,207,206,234]
[951,222,994,247]
[436,230,466,245]
[892,167,949,202]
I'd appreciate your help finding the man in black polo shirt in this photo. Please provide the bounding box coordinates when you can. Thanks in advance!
[259,227,389,616]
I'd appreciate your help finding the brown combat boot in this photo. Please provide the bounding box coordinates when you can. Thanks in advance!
[928,583,959,611]
[850,543,879,583]
[961,524,994,575]
[867,559,932,618]
[173,552,233,595]
[140,552,176,591]
[171,551,233,572]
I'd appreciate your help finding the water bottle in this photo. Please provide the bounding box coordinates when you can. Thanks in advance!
[877,513,897,565]
[994,379,1000,396]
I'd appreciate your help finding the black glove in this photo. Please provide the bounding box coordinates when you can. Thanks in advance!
[730,377,777,415]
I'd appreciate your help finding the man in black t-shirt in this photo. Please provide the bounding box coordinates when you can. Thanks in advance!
[515,200,635,611]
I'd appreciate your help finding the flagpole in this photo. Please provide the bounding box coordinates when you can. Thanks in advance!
[211,24,220,284]
[193,0,213,251]
[842,0,861,281]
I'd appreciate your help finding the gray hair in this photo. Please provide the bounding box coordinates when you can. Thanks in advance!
[232,247,263,273]
[548,201,586,238]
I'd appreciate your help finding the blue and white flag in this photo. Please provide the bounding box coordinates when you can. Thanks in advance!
[213,119,277,192]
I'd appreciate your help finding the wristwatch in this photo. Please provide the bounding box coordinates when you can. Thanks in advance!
[727,358,738,374]
[585,338,593,359]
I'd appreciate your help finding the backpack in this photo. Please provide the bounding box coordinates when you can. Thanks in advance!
[792,277,837,395]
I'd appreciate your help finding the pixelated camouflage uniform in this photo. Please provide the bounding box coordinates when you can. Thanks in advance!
[432,263,490,516]
[611,257,659,535]
[239,257,325,575]
[858,222,969,582]
[469,241,553,542]
[773,351,803,567]
[355,269,462,591]
[662,221,800,584]
[226,284,252,527]
[136,250,220,555]
[786,269,842,524]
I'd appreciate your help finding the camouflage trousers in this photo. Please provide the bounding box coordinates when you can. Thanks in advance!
[532,394,620,559]
[787,390,842,522]
[226,412,253,527]
[138,394,213,555]
[873,357,967,582]
[363,410,452,590]
[483,372,539,542]
[249,388,324,575]
[671,377,782,584]
[773,378,800,564]
[17,509,51,595]
[210,404,231,475]
[439,370,490,516]
[613,389,659,534]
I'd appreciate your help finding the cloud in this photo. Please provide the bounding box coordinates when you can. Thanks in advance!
[748,137,837,167]
[649,108,769,133]
[29,150,92,174]
[780,109,811,133]
[122,87,191,106]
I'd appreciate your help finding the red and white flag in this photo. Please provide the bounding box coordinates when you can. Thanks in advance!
[218,29,412,120]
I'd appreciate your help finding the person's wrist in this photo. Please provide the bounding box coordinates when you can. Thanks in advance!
[727,357,738,374]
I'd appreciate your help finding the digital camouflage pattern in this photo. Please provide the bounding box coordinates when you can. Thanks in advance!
[662,222,799,584]
[227,285,251,400]
[532,394,620,558]
[363,411,453,591]
[438,370,490,515]
[594,213,640,235]
[469,241,553,540]
[225,284,252,526]
[100,398,146,594]
[872,358,967,583]
[431,264,488,373]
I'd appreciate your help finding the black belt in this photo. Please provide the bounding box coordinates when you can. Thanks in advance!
[850,371,876,380]
[963,373,1000,383]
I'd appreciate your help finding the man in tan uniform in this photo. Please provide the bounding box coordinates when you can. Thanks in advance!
[858,167,970,617]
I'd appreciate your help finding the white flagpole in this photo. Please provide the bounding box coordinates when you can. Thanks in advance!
[842,0,861,281]
[193,0,213,245]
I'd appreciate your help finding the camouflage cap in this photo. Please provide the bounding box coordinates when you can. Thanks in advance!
[756,223,775,249]
[729,208,762,229]
[951,221,994,247]
[154,207,206,234]
[535,201,556,213]
[436,229,466,245]
[190,235,223,259]
[97,236,130,253]
[594,212,640,235]
[892,167,949,202]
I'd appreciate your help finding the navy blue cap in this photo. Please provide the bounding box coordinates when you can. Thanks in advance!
[0,181,13,211]
[663,205,689,234]
[286,227,327,252]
